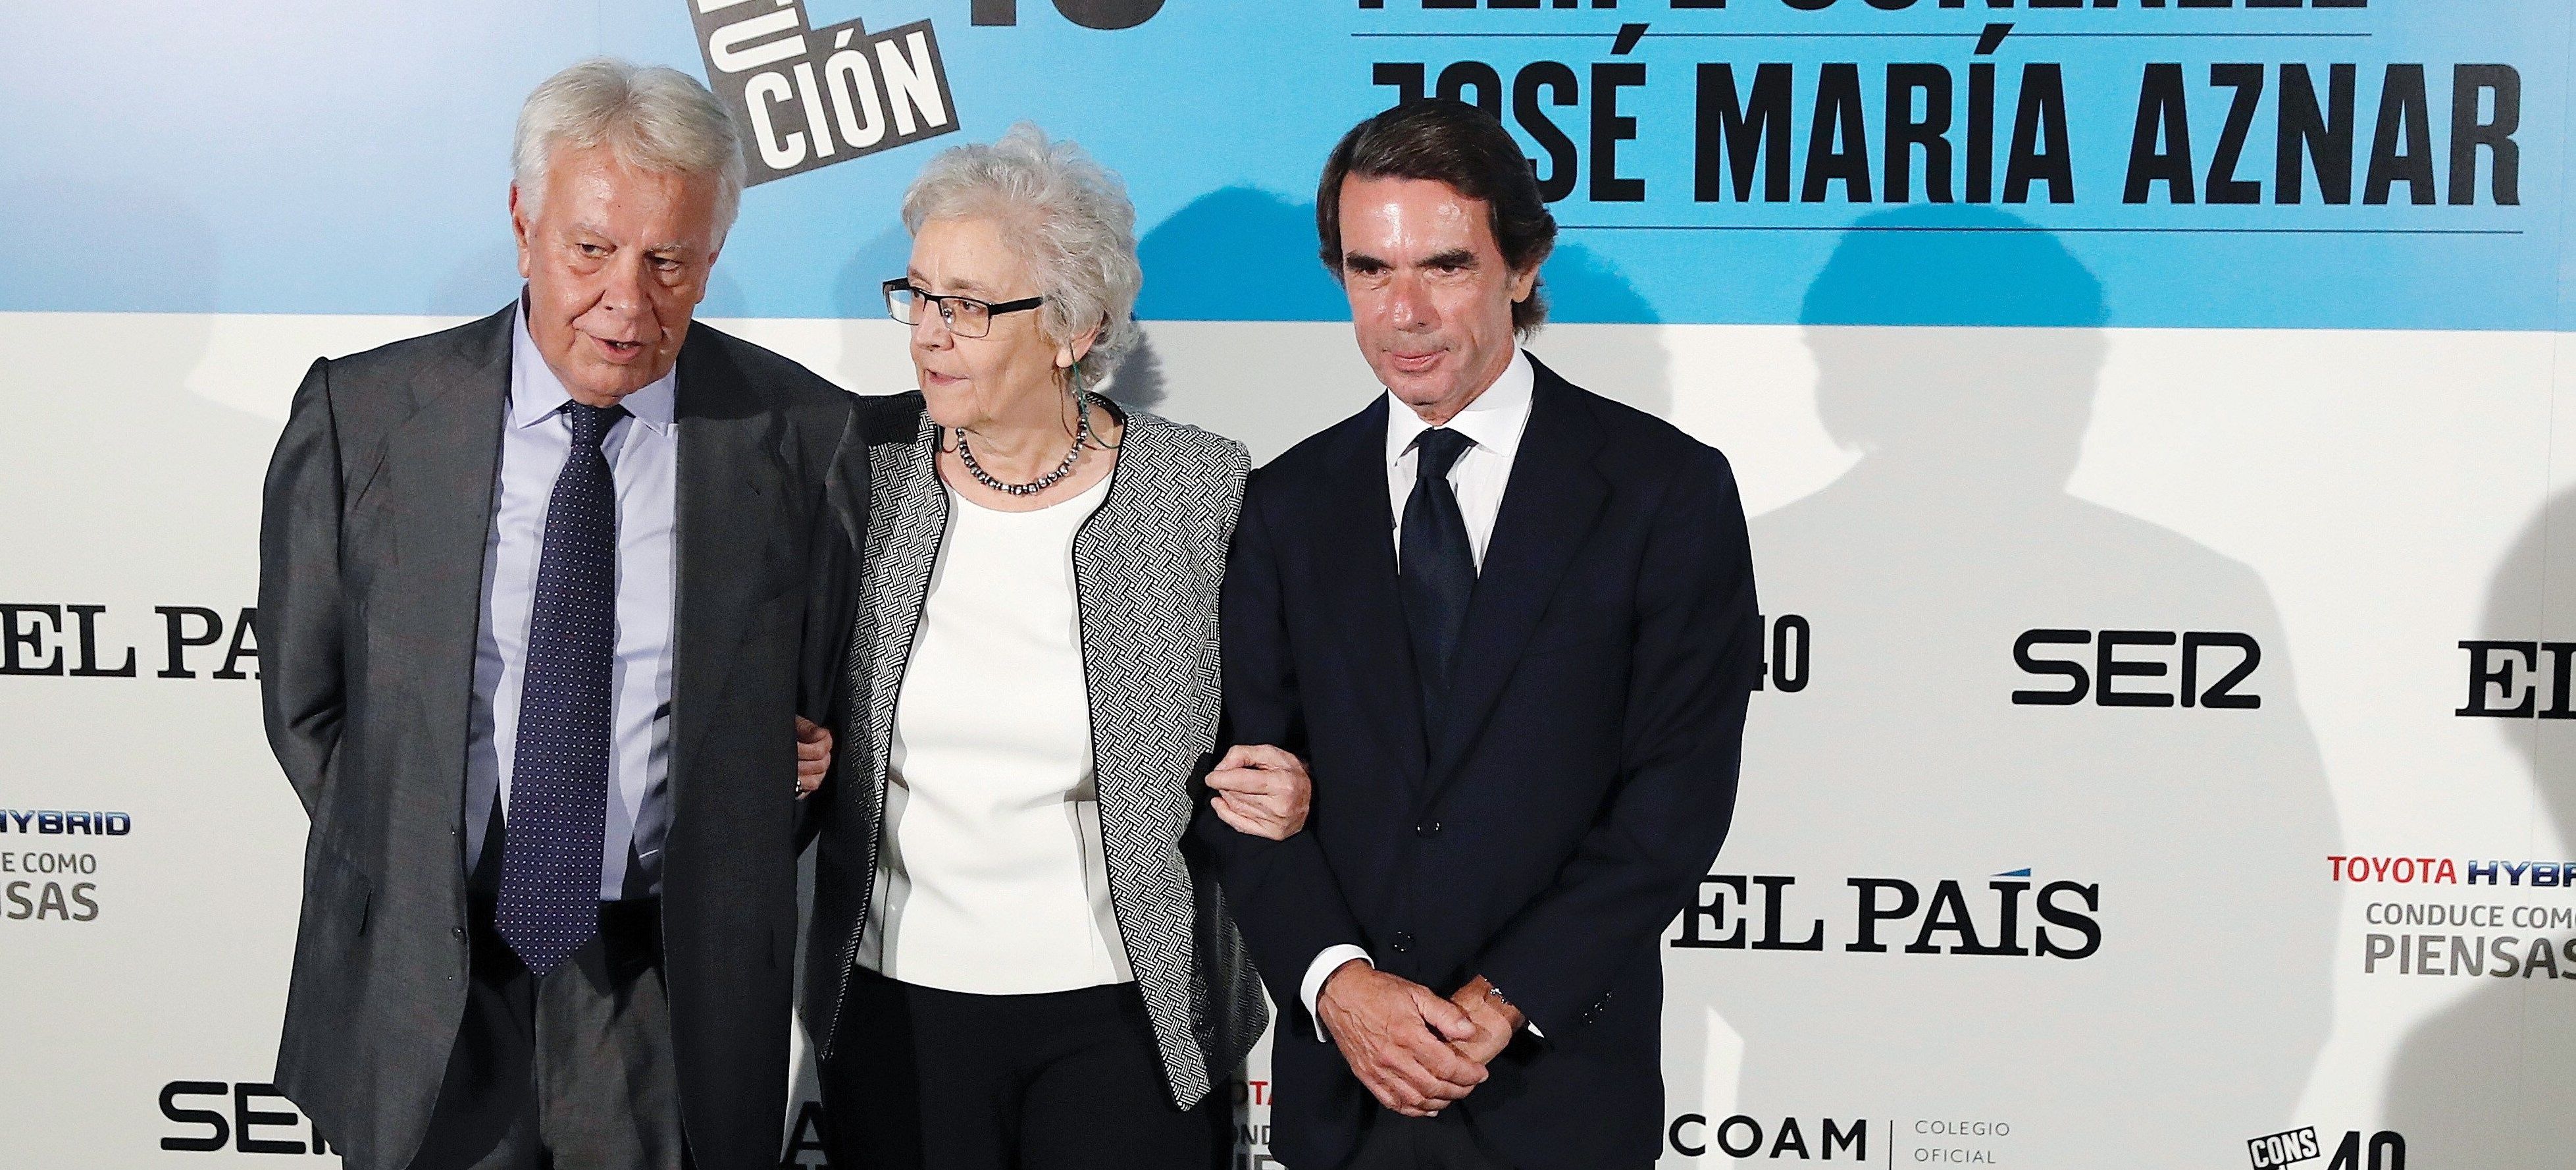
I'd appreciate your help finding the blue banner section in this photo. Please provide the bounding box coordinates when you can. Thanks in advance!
[1,1,2565,329]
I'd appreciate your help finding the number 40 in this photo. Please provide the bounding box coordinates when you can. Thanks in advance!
[2328,1131,2405,1170]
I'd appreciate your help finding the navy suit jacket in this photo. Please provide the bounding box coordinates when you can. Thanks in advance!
[1198,358,1759,1169]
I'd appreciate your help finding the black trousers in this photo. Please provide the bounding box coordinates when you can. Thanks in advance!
[1345,1112,1518,1170]
[819,966,1229,1170]
[405,894,686,1170]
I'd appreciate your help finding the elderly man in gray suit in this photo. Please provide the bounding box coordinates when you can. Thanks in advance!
[255,59,862,1170]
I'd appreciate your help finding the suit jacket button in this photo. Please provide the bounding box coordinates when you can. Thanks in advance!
[1414,820,1441,838]
[1391,932,1414,953]
[451,926,464,940]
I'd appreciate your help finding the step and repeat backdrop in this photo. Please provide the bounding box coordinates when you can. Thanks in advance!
[5,1,2573,1167]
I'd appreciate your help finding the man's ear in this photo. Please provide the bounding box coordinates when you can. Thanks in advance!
[1507,245,1549,304]
[509,184,534,280]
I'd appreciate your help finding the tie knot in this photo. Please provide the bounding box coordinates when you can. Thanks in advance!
[564,402,626,448]
[1413,427,1473,481]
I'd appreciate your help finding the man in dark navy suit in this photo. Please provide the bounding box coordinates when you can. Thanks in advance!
[1197,99,1761,1169]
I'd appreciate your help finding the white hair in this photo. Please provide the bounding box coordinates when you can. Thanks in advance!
[512,58,746,245]
[902,124,1143,385]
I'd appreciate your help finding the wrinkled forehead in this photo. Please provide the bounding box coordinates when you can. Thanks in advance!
[531,141,723,242]
[908,215,1043,298]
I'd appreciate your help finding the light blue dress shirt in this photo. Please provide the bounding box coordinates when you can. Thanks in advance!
[463,304,679,900]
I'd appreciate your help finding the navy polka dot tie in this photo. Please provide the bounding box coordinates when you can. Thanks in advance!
[495,401,624,976]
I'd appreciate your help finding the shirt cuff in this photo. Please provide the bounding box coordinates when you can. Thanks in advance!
[1484,978,1543,1038]
[1302,945,1373,1044]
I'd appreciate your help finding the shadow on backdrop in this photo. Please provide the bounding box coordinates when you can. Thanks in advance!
[1525,231,1671,423]
[826,221,916,396]
[2383,489,2576,1163]
[1661,206,2338,1164]
[1120,186,1339,416]
[1136,186,1345,325]
[0,180,275,576]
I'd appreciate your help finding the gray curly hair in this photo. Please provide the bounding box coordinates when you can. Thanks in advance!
[901,124,1143,386]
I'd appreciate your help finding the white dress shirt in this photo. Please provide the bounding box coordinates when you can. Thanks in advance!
[463,304,679,901]
[1383,348,1534,572]
[856,474,1135,993]
[1302,349,1537,1036]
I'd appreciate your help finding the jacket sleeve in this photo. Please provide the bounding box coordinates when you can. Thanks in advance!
[1192,475,1370,1034]
[1469,446,1761,1034]
[796,404,870,853]
[256,358,347,821]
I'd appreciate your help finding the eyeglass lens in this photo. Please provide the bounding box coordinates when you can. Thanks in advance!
[886,286,992,338]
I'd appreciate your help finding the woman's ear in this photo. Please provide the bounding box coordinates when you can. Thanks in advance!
[1059,322,1102,370]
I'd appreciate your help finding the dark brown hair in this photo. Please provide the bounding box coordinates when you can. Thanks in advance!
[1315,99,1558,334]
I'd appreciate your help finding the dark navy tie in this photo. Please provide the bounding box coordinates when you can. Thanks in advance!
[1400,427,1477,730]
[495,401,624,976]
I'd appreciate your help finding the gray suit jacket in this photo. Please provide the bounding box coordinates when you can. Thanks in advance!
[255,305,867,1170]
[802,394,1268,1107]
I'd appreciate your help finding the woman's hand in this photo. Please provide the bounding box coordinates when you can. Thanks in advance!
[795,716,833,799]
[1206,744,1312,840]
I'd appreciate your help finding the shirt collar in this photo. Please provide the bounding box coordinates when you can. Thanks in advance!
[1383,348,1535,467]
[509,293,677,435]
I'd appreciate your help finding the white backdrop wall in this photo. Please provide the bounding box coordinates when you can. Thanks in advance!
[5,2,2573,1168]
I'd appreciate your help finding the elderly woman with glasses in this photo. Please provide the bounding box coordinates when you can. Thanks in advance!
[801,125,1309,1170]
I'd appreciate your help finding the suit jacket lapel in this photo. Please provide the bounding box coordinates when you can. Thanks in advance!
[1314,398,1430,790]
[670,333,789,780]
[377,307,511,840]
[1424,363,1609,801]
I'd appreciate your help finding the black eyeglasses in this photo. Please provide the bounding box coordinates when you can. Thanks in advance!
[883,279,1044,339]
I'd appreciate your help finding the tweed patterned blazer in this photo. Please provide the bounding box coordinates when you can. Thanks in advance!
[802,392,1268,1107]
